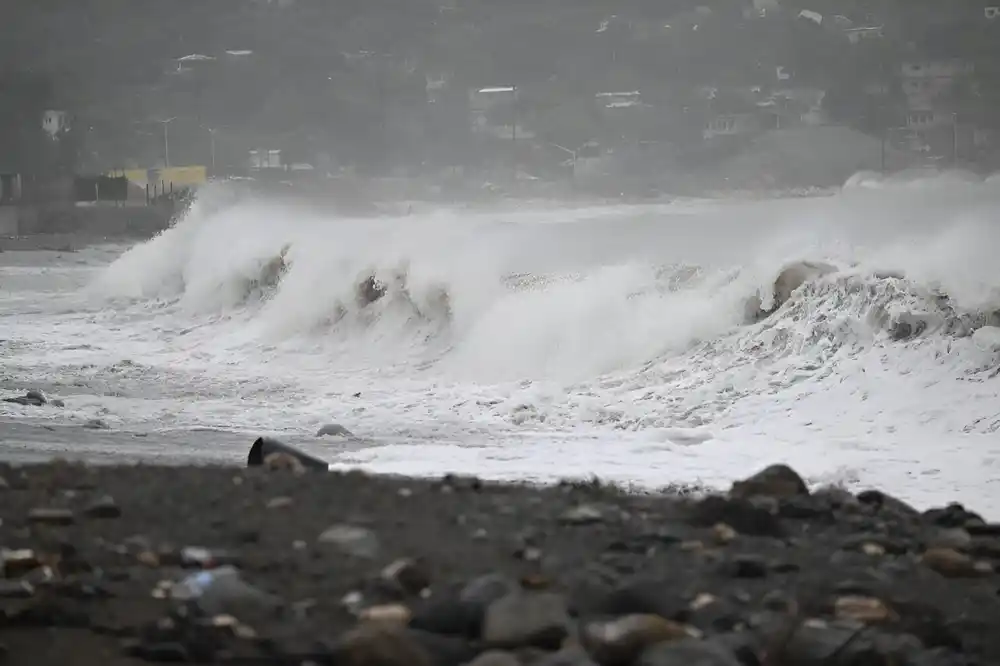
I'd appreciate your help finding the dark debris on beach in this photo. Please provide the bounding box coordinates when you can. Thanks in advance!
[1,455,999,666]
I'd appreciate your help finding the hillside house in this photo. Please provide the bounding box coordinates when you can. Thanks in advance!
[845,26,884,44]
[595,91,643,109]
[703,113,763,139]
[41,110,68,139]
[900,59,973,111]
[468,86,534,140]
[760,88,828,127]
[906,109,955,130]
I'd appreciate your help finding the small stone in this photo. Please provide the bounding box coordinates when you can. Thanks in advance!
[726,555,768,579]
[638,637,742,666]
[181,546,239,569]
[921,547,990,578]
[360,604,413,625]
[534,646,599,666]
[0,580,34,599]
[266,496,293,509]
[317,524,379,558]
[712,523,737,544]
[460,573,519,608]
[520,574,551,590]
[559,505,604,525]
[467,650,521,666]
[760,590,794,613]
[382,557,431,596]
[1,549,41,578]
[729,464,808,500]
[690,593,717,611]
[518,546,543,562]
[83,418,109,430]
[137,551,160,567]
[50,399,66,407]
[857,489,920,519]
[141,643,190,662]
[860,542,886,556]
[316,423,354,437]
[331,624,432,666]
[264,452,306,474]
[583,614,693,666]
[483,591,571,649]
[834,596,897,623]
[83,495,122,519]
[690,496,785,538]
[27,508,75,525]
[25,389,47,404]
[342,591,365,615]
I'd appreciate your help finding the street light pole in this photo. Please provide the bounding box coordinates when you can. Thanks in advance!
[201,126,218,174]
[511,86,518,182]
[156,117,177,168]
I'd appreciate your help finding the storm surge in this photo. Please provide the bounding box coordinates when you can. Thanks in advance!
[67,172,1000,508]
[94,175,1000,382]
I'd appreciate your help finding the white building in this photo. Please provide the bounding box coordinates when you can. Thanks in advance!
[41,110,68,138]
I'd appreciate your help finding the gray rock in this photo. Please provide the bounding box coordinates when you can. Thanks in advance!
[25,389,47,404]
[726,555,769,579]
[316,423,353,437]
[83,418,109,430]
[730,464,808,500]
[27,508,75,525]
[927,528,972,550]
[639,638,742,666]
[83,495,122,519]
[317,524,379,558]
[172,566,282,623]
[460,573,519,608]
[483,591,571,649]
[382,557,431,596]
[583,614,692,666]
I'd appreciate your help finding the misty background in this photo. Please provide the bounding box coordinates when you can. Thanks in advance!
[2,0,999,197]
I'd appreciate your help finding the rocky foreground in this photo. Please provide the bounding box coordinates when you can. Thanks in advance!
[1,459,999,666]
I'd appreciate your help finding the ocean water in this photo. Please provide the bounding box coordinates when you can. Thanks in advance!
[2,171,999,513]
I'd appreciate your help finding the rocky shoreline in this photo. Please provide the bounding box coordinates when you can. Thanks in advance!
[2,454,1000,665]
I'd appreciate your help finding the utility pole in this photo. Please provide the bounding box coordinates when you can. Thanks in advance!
[952,112,959,167]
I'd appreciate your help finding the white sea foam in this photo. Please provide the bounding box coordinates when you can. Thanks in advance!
[3,173,1000,513]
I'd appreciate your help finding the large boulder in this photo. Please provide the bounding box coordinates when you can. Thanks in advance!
[745,260,838,322]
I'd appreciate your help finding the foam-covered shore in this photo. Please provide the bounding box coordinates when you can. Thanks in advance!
[2,457,999,666]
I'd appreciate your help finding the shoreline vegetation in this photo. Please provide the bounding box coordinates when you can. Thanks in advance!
[1,445,999,665]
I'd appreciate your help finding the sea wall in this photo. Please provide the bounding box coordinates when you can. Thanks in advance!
[1,203,174,238]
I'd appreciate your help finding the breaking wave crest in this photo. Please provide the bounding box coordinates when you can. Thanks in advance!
[90,174,1000,437]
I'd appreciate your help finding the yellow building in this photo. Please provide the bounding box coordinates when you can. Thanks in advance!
[107,166,207,193]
